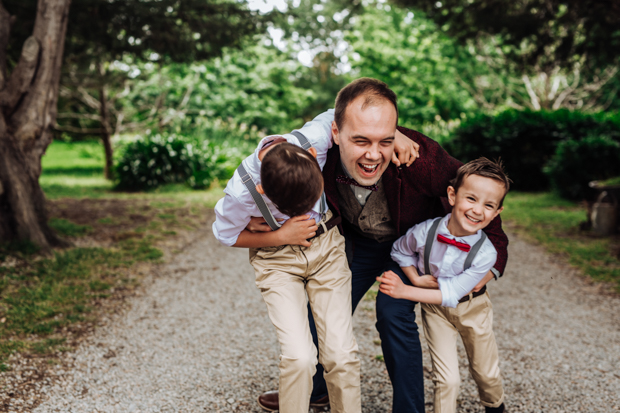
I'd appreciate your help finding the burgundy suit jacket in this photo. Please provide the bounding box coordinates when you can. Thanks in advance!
[322,126,508,275]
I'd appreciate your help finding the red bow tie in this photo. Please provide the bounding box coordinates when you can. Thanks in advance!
[437,234,471,252]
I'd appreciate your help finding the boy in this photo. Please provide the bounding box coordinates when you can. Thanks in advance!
[378,157,510,413]
[212,110,361,413]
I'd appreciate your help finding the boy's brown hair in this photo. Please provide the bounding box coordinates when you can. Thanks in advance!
[450,157,511,207]
[334,77,398,130]
[261,143,324,217]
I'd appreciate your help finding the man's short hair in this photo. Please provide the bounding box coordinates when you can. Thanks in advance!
[450,157,512,207]
[261,143,324,218]
[334,77,398,130]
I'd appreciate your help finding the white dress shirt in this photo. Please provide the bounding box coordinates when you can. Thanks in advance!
[390,214,497,308]
[212,110,334,247]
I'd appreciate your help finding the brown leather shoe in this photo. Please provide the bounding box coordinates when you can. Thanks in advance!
[257,390,279,412]
[310,394,330,407]
[257,391,330,411]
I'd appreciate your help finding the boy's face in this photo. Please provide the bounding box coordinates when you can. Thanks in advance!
[332,96,397,186]
[447,174,505,237]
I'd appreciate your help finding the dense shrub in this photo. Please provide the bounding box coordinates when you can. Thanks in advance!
[115,134,250,191]
[544,137,620,200]
[443,109,620,191]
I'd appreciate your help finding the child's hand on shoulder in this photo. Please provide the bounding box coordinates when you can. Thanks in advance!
[377,271,408,299]
[277,215,318,247]
[413,274,439,289]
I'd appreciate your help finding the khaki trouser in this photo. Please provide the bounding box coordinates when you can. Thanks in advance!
[249,212,361,413]
[421,291,504,413]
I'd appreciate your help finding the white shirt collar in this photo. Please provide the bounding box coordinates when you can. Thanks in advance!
[437,213,482,246]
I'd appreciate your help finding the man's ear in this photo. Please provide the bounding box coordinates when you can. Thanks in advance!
[256,184,265,195]
[308,147,318,158]
[447,186,456,207]
[331,121,340,145]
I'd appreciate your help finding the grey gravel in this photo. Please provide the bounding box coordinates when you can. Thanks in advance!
[19,227,620,412]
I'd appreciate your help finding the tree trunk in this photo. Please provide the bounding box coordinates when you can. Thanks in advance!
[0,0,72,250]
[98,75,114,180]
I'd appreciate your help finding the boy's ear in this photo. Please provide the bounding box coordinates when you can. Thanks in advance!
[331,121,340,145]
[494,206,504,217]
[256,184,265,195]
[308,147,318,158]
[447,186,456,207]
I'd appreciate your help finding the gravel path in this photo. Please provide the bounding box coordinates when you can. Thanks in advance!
[22,222,620,412]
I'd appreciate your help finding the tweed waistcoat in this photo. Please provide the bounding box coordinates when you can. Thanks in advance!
[336,177,398,243]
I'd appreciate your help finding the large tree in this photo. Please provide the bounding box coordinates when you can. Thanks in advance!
[0,0,259,250]
[394,0,620,111]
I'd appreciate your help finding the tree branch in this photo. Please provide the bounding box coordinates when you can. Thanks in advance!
[0,36,40,111]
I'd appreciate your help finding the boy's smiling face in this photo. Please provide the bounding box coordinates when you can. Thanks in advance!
[447,174,505,237]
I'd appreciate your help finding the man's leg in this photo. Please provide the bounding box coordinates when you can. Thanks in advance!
[376,260,425,413]
[309,235,394,401]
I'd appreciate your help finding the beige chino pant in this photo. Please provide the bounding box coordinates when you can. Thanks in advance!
[421,291,504,413]
[249,212,361,413]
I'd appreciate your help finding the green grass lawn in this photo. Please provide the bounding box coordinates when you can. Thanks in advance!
[41,140,225,206]
[502,192,620,290]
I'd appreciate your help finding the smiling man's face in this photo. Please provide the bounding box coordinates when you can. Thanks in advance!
[332,95,398,186]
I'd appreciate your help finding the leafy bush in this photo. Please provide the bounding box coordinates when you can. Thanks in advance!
[115,130,254,191]
[544,137,620,200]
[443,109,620,191]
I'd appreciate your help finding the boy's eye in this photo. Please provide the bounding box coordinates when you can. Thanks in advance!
[467,196,475,201]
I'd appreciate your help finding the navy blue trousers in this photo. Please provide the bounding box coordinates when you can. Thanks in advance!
[309,233,425,413]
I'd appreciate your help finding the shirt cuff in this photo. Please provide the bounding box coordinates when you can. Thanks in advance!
[491,267,501,280]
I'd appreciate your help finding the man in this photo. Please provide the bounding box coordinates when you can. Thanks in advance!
[252,78,508,412]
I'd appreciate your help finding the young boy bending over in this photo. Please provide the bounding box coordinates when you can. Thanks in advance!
[212,111,361,413]
[378,157,510,413]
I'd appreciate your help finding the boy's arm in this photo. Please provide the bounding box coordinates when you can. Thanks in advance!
[298,109,419,169]
[233,216,318,248]
[378,271,443,304]
[436,247,497,308]
[390,221,437,288]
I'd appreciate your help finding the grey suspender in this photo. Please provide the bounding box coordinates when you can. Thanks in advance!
[236,131,323,231]
[422,217,488,275]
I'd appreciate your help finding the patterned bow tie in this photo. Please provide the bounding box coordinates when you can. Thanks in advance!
[437,234,471,252]
[335,175,378,191]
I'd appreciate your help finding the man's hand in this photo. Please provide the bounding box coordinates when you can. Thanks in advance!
[412,274,439,289]
[393,129,420,167]
[377,271,410,299]
[275,215,318,247]
[472,270,495,292]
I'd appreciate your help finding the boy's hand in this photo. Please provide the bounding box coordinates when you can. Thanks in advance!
[276,215,318,247]
[412,274,439,289]
[377,271,408,299]
[393,129,420,167]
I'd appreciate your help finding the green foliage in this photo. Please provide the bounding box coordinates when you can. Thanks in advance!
[393,0,620,72]
[545,137,620,200]
[5,0,261,64]
[345,3,480,125]
[115,123,255,191]
[502,192,620,291]
[444,109,620,191]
